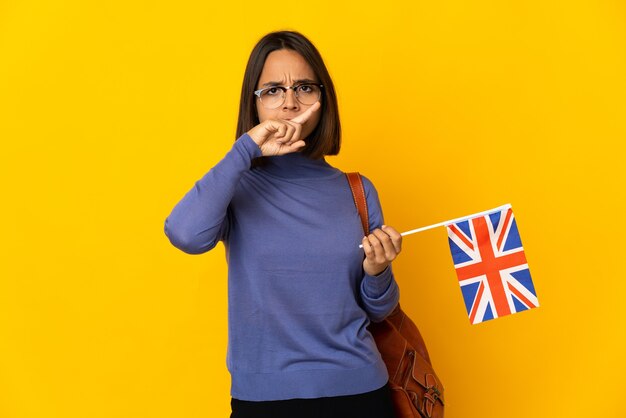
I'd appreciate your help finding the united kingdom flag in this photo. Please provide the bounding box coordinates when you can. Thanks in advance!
[447,205,539,324]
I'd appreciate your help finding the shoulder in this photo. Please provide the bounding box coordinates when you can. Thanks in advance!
[342,171,381,201]
[358,173,380,202]
[359,173,375,189]
[342,171,386,230]
[354,172,383,213]
[359,173,385,229]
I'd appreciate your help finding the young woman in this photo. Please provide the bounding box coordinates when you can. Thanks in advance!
[165,30,402,418]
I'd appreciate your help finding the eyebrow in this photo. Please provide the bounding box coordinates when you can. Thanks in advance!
[261,78,317,87]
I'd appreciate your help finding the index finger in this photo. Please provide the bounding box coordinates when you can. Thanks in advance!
[381,225,402,253]
[290,101,321,125]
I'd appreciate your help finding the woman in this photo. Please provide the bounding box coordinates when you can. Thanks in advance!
[165,30,402,418]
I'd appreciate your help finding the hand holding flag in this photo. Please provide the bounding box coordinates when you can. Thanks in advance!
[361,225,403,276]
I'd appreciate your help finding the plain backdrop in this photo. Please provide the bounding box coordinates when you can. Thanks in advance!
[1,1,625,417]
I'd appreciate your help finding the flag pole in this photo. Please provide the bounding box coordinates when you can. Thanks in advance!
[400,203,512,236]
[359,203,512,248]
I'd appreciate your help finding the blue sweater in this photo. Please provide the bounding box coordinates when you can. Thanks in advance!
[164,133,400,401]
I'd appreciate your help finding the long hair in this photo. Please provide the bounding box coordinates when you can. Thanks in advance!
[236,31,341,161]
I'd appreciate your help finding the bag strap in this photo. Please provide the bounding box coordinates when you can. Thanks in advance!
[345,172,369,236]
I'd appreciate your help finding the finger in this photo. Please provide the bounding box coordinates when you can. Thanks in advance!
[361,236,374,259]
[367,233,387,264]
[372,229,397,261]
[373,231,396,261]
[381,225,402,253]
[278,120,303,145]
[282,123,296,143]
[283,140,306,153]
[286,121,302,144]
[290,101,321,125]
[272,121,287,138]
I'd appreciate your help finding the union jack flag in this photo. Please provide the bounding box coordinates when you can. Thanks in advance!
[447,205,539,324]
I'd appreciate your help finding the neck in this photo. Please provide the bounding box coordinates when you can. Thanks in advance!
[258,152,339,179]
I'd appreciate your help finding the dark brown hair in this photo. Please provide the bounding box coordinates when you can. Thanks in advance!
[236,31,341,161]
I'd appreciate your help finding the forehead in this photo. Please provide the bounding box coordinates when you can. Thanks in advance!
[258,49,316,83]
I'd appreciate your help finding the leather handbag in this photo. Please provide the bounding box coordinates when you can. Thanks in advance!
[346,172,445,418]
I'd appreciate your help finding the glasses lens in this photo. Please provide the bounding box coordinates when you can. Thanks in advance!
[296,84,321,105]
[260,87,284,109]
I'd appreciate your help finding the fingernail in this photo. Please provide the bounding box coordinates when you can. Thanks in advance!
[382,224,387,228]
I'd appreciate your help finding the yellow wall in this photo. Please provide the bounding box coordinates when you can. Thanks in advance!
[1,1,624,417]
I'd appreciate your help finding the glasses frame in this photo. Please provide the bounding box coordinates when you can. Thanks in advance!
[254,83,324,109]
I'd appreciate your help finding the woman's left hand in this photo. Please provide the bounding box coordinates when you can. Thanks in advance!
[362,225,403,276]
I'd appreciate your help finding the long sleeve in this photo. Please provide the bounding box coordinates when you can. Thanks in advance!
[358,175,400,322]
[164,133,262,254]
[182,153,395,400]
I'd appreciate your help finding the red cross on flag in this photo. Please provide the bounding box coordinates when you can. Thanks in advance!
[446,204,539,324]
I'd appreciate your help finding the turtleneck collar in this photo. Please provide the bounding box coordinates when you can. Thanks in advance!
[259,152,341,180]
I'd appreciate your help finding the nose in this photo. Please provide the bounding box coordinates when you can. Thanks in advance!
[282,87,299,110]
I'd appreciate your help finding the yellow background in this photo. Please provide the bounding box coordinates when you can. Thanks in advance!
[1,1,625,417]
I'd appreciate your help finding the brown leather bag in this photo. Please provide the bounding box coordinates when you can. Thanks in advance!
[346,172,445,418]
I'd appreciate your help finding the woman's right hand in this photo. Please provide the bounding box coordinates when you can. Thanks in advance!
[247,101,321,156]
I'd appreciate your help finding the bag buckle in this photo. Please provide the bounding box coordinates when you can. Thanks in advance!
[422,374,442,417]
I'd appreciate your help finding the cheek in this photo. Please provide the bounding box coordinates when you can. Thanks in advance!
[255,103,276,124]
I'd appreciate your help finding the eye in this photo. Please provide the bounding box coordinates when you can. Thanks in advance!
[297,84,313,93]
[265,87,281,96]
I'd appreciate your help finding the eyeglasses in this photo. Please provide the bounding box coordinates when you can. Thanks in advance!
[254,83,324,109]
